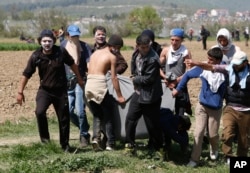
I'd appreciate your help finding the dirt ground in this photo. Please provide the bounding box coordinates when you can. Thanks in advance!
[0,39,249,124]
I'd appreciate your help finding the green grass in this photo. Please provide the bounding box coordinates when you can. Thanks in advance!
[0,115,231,173]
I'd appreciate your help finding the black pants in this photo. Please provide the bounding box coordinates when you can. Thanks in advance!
[202,37,207,50]
[88,92,116,146]
[125,92,163,150]
[35,87,70,148]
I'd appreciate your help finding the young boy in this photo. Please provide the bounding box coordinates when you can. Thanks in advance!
[172,47,227,167]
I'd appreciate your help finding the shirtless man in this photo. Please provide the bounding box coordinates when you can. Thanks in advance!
[85,34,125,151]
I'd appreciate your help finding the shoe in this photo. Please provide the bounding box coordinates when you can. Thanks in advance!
[124,143,136,156]
[105,143,115,151]
[226,157,230,165]
[106,146,114,151]
[62,144,71,153]
[92,140,103,152]
[80,135,90,148]
[210,150,218,160]
[186,160,197,167]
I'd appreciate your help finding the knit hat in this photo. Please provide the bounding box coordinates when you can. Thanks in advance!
[141,29,155,42]
[231,51,248,65]
[107,34,123,47]
[170,28,184,38]
[37,29,56,45]
[67,25,81,36]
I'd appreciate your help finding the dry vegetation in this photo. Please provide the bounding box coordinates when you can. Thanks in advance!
[0,38,249,124]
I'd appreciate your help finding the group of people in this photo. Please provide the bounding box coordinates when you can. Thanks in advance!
[16,24,249,168]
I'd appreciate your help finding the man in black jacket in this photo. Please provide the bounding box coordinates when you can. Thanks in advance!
[16,29,83,152]
[124,34,163,157]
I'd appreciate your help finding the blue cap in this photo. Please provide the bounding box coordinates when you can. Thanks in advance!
[170,28,184,38]
[67,25,81,36]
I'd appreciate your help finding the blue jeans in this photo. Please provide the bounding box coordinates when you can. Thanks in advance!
[68,84,90,137]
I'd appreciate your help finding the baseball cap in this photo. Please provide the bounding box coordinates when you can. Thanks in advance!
[231,51,248,65]
[67,25,81,36]
[170,28,185,38]
[107,34,123,47]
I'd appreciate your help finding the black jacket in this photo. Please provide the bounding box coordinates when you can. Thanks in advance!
[131,48,163,104]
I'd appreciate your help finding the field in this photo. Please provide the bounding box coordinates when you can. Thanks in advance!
[0,37,249,172]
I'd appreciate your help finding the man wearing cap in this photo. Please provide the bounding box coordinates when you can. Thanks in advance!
[85,34,125,151]
[61,24,92,148]
[16,29,84,152]
[159,28,192,116]
[185,50,250,164]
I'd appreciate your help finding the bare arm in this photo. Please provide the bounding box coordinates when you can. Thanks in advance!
[16,76,29,105]
[159,47,168,79]
[110,55,125,104]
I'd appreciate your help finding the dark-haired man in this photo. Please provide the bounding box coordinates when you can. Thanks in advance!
[85,34,126,151]
[16,29,83,152]
[124,34,163,157]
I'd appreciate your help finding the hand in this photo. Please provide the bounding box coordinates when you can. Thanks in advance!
[117,96,126,104]
[16,92,25,105]
[77,78,85,89]
[184,59,195,69]
[172,88,179,97]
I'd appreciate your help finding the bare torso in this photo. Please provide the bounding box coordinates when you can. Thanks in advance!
[88,47,115,75]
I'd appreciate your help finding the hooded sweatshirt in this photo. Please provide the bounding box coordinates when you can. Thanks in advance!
[212,28,240,64]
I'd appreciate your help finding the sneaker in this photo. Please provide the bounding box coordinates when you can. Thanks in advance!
[80,135,90,148]
[226,157,230,165]
[124,143,136,156]
[210,150,218,160]
[106,143,115,151]
[186,160,197,167]
[92,140,103,152]
[106,146,114,151]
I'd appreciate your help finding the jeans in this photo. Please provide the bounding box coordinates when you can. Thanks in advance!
[68,84,90,137]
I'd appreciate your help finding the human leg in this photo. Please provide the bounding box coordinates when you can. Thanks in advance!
[35,89,52,143]
[207,107,222,160]
[75,84,90,145]
[190,103,208,162]
[67,88,79,128]
[236,110,250,156]
[101,93,116,149]
[142,98,163,150]
[125,92,143,146]
[52,91,70,149]
[221,106,237,157]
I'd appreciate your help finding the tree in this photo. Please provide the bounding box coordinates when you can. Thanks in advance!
[125,6,163,35]
[36,9,68,32]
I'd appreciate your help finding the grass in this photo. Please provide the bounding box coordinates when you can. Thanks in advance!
[0,115,231,173]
